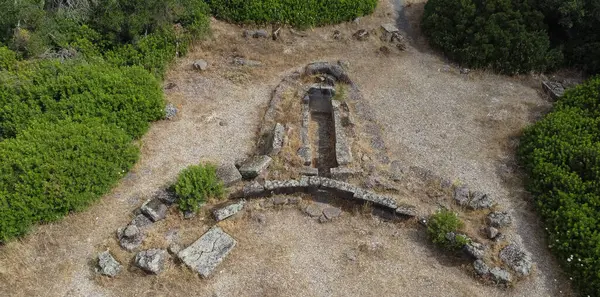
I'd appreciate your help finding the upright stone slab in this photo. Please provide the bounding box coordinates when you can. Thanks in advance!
[178,226,236,278]
[332,101,353,166]
[238,155,272,179]
[217,163,242,186]
[266,123,285,156]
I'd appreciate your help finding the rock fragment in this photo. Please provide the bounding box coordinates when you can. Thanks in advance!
[178,226,237,278]
[97,251,122,277]
[134,249,168,274]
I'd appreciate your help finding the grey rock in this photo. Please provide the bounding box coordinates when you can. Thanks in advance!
[542,80,565,100]
[297,146,312,166]
[490,267,512,284]
[463,241,485,259]
[473,260,490,276]
[233,57,262,67]
[395,204,417,217]
[266,123,285,156]
[288,196,302,204]
[117,225,144,251]
[178,226,236,278]
[141,198,168,222]
[97,251,122,277]
[264,178,310,195]
[486,226,499,239]
[155,188,177,205]
[238,155,272,179]
[487,211,512,228]
[305,204,322,217]
[193,60,208,71]
[330,166,360,180]
[305,62,351,84]
[299,166,318,176]
[183,210,196,219]
[124,225,139,237]
[217,163,242,187]
[353,188,398,210]
[213,200,246,222]
[454,185,470,206]
[318,215,329,223]
[320,178,358,199]
[243,181,265,198]
[272,196,288,205]
[168,243,182,255]
[134,249,168,274]
[468,191,494,210]
[130,214,153,230]
[499,244,533,276]
[323,207,342,220]
[243,29,268,38]
[440,178,453,189]
[164,103,178,120]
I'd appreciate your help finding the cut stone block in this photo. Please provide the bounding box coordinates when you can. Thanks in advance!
[542,81,565,100]
[134,249,168,275]
[213,200,246,222]
[243,181,266,198]
[332,101,353,166]
[217,163,242,186]
[238,155,272,179]
[266,123,285,156]
[141,198,168,222]
[353,188,398,210]
[299,166,319,176]
[330,166,360,180]
[130,214,153,230]
[178,226,236,278]
[263,178,309,195]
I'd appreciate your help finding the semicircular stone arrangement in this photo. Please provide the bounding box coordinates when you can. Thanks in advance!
[96,61,532,288]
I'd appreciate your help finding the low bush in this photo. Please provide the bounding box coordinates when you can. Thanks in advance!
[427,209,467,250]
[421,0,561,74]
[0,60,165,140]
[174,164,224,213]
[518,76,600,296]
[205,0,378,28]
[0,119,139,241]
[0,46,17,71]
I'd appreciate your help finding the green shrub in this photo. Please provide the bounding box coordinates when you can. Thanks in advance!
[0,119,139,241]
[427,209,467,250]
[174,164,224,213]
[0,46,17,71]
[518,76,600,296]
[422,0,561,74]
[0,60,165,140]
[205,0,378,28]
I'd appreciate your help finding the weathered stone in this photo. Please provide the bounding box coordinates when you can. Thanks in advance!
[320,178,357,199]
[141,198,168,222]
[473,260,490,276]
[542,80,565,100]
[380,23,399,42]
[299,166,318,176]
[330,166,360,180]
[499,244,533,277]
[243,29,268,38]
[288,196,302,204]
[238,155,272,179]
[305,204,322,217]
[308,176,324,188]
[243,181,266,198]
[183,210,196,219]
[395,204,417,217]
[130,214,153,230]
[164,103,178,120]
[353,188,398,210]
[272,196,288,205]
[168,243,181,255]
[323,207,342,220]
[193,60,208,71]
[487,211,512,228]
[318,215,329,223]
[489,267,512,284]
[454,185,470,206]
[217,163,242,187]
[233,57,262,67]
[134,249,168,274]
[297,146,312,166]
[332,101,353,166]
[264,178,310,195]
[266,123,285,156]
[213,200,246,222]
[305,62,351,84]
[353,29,369,41]
[365,174,399,191]
[468,191,494,210]
[117,225,144,251]
[97,251,122,277]
[486,226,499,239]
[463,241,485,259]
[155,188,177,205]
[178,226,236,278]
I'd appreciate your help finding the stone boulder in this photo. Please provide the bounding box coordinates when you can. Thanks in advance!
[134,249,168,274]
[164,103,178,120]
[243,181,265,198]
[141,198,168,222]
[542,80,565,100]
[468,191,494,210]
[454,185,470,206]
[473,259,490,276]
[238,155,272,179]
[499,244,533,276]
[130,214,153,230]
[463,241,486,259]
[304,62,351,84]
[155,188,177,205]
[243,29,268,38]
[117,225,144,251]
[213,200,246,222]
[487,211,512,228]
[97,251,122,277]
[490,267,512,284]
[193,60,208,71]
[217,163,242,187]
[395,204,418,218]
[178,226,237,278]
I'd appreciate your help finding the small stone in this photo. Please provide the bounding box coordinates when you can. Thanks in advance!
[134,249,168,274]
[217,163,243,187]
[272,196,288,205]
[305,204,322,217]
[243,181,265,198]
[542,80,565,100]
[487,211,512,228]
[178,226,237,278]
[486,226,499,239]
[219,120,227,126]
[460,68,471,75]
[454,185,470,206]
[299,166,318,176]
[468,191,494,210]
[213,200,246,222]
[117,225,144,251]
[353,29,369,41]
[124,225,139,238]
[473,260,490,276]
[323,207,342,220]
[238,155,273,179]
[168,243,181,255]
[463,241,485,259]
[97,251,122,277]
[233,57,262,67]
[499,244,533,277]
[193,60,208,71]
[141,198,168,222]
[288,197,302,204]
[490,267,512,284]
[254,29,268,38]
[130,214,153,230]
[155,188,177,205]
[164,103,178,120]
[333,30,341,40]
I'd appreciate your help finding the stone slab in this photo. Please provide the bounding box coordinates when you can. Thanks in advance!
[238,155,272,179]
[217,163,242,186]
[213,200,246,222]
[178,226,237,278]
[332,102,353,166]
[266,123,285,156]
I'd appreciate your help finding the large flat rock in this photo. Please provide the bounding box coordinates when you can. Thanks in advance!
[217,163,242,186]
[178,226,236,278]
[238,155,272,179]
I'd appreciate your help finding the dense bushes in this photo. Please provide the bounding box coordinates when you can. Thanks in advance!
[518,76,600,296]
[205,0,378,27]
[174,164,224,213]
[0,119,139,241]
[427,209,468,250]
[422,0,560,74]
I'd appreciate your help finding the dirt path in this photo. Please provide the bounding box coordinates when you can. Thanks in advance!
[0,1,573,296]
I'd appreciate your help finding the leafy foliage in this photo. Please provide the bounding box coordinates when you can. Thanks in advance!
[0,119,139,241]
[518,76,600,296]
[0,46,17,71]
[422,0,560,74]
[174,164,224,213]
[427,209,467,250]
[205,0,378,28]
